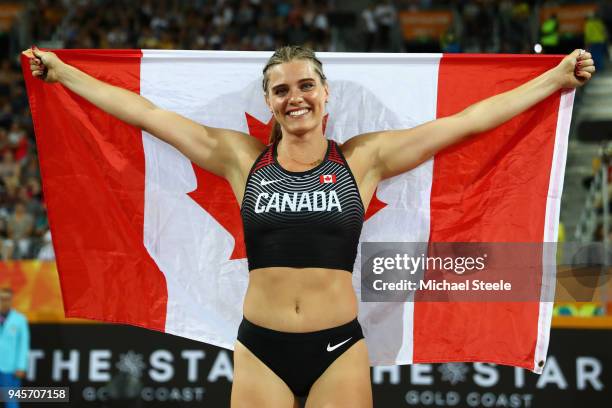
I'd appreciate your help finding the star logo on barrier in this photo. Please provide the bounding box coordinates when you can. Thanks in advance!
[116,351,146,378]
[438,363,469,385]
[187,113,387,260]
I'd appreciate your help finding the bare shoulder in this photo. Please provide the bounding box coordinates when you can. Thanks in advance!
[339,131,381,162]
[339,131,383,185]
[214,127,267,179]
[222,128,267,163]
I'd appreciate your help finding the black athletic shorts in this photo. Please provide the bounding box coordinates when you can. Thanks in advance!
[237,317,364,397]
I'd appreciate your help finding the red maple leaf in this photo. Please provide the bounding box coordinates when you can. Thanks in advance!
[186,113,271,260]
[187,113,387,260]
[364,189,387,221]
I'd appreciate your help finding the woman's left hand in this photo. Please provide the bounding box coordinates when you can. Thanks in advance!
[554,49,595,89]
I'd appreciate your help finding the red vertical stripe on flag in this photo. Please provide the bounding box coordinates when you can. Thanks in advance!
[414,55,562,369]
[21,50,168,330]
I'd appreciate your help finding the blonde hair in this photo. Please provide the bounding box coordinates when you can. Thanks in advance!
[262,45,327,145]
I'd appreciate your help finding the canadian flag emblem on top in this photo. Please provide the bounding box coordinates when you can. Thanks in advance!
[320,174,336,184]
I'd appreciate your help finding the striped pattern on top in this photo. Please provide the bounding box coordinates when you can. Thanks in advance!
[241,140,365,272]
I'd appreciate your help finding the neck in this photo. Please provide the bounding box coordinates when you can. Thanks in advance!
[277,130,327,164]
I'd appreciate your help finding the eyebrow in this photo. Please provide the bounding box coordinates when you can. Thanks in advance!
[271,78,316,92]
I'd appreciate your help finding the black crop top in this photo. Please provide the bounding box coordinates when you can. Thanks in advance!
[241,140,365,272]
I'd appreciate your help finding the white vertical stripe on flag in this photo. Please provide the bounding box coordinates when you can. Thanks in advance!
[142,50,443,363]
[534,89,574,373]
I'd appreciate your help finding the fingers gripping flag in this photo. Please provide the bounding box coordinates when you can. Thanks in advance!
[22,50,573,373]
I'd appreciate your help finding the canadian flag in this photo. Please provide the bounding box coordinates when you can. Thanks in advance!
[22,50,572,373]
[320,174,337,184]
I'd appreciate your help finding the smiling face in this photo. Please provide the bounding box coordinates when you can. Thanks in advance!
[265,60,329,138]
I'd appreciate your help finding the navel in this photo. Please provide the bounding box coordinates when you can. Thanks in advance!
[294,300,300,314]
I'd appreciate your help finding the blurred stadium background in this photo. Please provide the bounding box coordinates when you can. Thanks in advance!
[0,0,610,406]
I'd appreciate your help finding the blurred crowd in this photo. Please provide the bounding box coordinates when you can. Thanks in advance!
[21,1,610,55]
[12,0,612,55]
[0,59,51,260]
[29,0,337,52]
[0,0,610,260]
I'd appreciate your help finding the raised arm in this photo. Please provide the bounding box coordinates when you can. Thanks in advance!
[345,49,595,183]
[23,47,264,181]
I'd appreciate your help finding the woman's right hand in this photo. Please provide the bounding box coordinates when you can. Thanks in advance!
[22,46,63,83]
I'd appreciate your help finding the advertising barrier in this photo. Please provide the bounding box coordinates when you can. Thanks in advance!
[398,11,453,42]
[23,324,610,407]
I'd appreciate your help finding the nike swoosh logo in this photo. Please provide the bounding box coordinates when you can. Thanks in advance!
[260,179,286,186]
[327,337,352,352]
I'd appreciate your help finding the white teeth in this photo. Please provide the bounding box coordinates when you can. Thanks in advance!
[288,108,309,117]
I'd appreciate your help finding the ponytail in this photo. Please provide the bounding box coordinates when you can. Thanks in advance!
[269,120,282,144]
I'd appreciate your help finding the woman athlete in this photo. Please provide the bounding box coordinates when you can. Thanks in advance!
[25,45,593,407]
